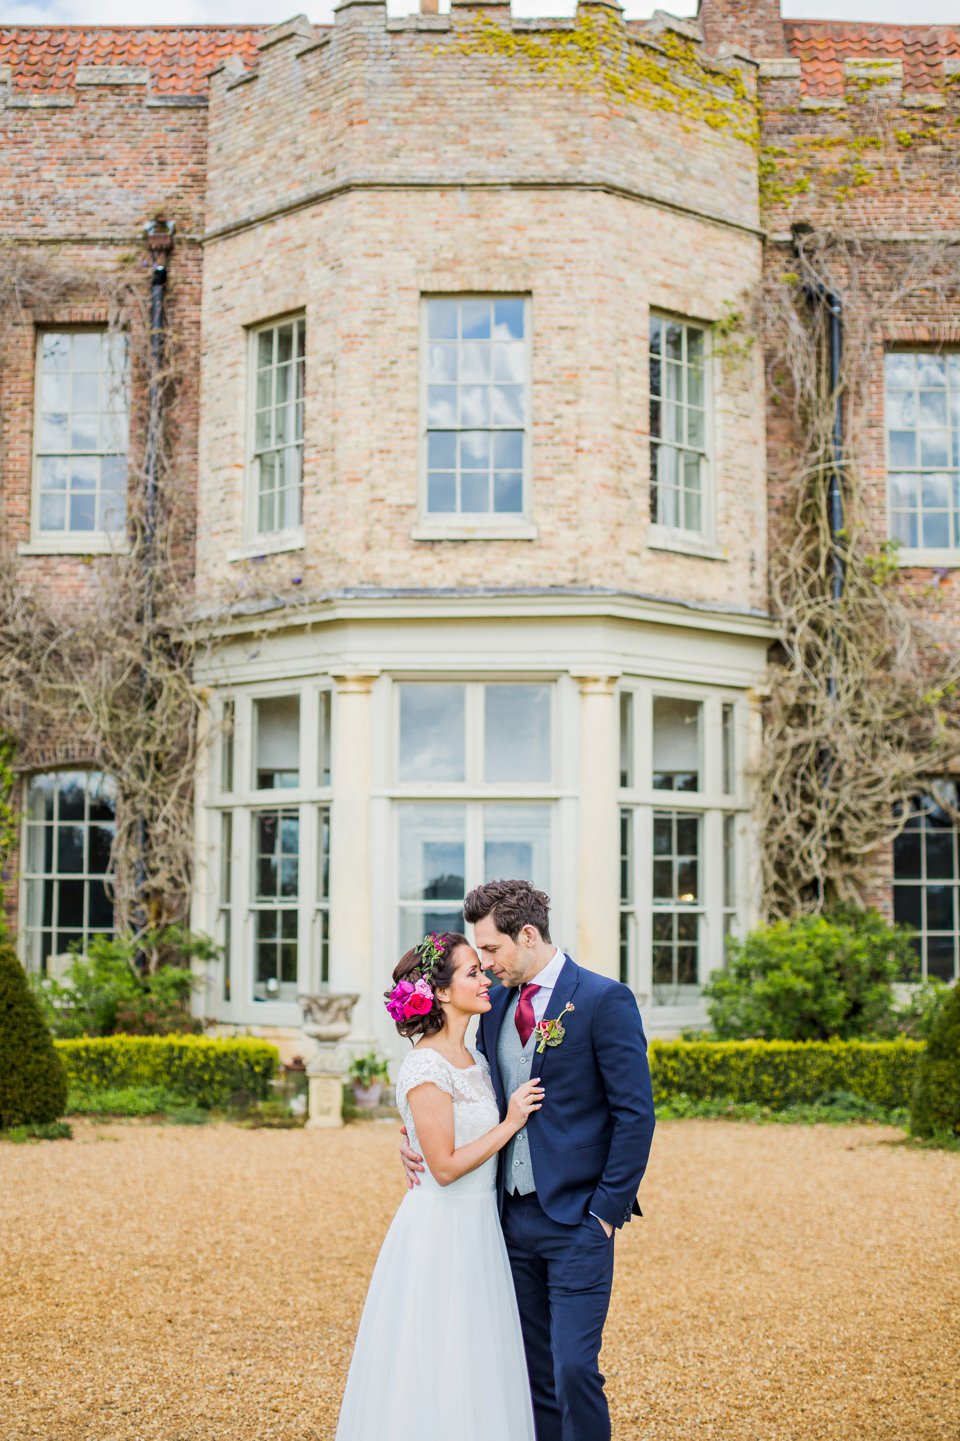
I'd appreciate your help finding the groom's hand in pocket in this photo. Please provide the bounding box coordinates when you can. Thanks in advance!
[399,1126,424,1188]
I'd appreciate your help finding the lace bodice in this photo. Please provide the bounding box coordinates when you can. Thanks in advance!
[395,1045,500,1195]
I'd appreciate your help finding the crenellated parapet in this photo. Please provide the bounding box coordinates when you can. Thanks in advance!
[758,48,960,235]
[204,3,761,242]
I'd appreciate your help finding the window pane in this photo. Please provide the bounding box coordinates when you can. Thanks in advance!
[893,885,922,931]
[926,935,957,982]
[221,700,235,793]
[620,691,634,789]
[721,703,735,794]
[482,805,551,891]
[484,685,551,783]
[255,695,300,789]
[398,804,466,902]
[398,684,465,783]
[318,690,332,787]
[653,697,701,791]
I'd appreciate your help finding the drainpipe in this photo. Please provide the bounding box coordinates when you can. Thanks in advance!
[142,220,174,634]
[792,224,844,693]
[792,227,845,908]
[135,220,174,958]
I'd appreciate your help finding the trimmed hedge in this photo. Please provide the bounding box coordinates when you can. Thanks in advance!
[649,1038,923,1112]
[56,1035,279,1109]
[0,942,68,1129]
[910,982,960,1138]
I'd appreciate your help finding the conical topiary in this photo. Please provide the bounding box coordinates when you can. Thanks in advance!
[909,979,960,1140]
[0,941,68,1129]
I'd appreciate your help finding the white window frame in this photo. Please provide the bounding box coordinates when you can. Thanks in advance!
[885,347,960,568]
[19,769,118,975]
[208,683,333,1015]
[243,313,306,552]
[385,675,566,961]
[413,294,537,543]
[618,681,748,1016]
[24,328,130,556]
[892,787,960,984]
[647,309,716,556]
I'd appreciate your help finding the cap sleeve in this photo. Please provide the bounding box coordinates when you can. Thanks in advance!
[395,1047,454,1114]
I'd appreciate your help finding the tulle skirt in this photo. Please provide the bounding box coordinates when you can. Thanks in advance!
[334,1186,536,1440]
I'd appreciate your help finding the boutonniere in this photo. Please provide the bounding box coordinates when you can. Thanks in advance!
[534,1003,575,1054]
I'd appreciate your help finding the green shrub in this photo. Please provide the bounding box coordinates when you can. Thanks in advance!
[910,981,960,1140]
[55,1034,278,1108]
[1,1121,72,1143]
[30,928,216,1038]
[0,942,68,1129]
[703,909,915,1041]
[649,1038,922,1111]
[66,1084,190,1117]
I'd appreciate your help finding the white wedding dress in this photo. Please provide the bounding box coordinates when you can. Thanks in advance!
[334,1044,536,1441]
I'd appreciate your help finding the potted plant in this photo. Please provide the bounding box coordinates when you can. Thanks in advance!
[349,1051,390,1109]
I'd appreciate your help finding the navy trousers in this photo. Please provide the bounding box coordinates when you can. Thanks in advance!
[501,1191,616,1441]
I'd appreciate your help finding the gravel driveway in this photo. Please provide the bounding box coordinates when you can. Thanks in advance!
[1,1118,957,1440]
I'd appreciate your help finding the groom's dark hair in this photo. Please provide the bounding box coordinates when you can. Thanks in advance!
[463,879,552,943]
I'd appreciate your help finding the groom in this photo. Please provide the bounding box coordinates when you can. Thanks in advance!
[402,878,655,1441]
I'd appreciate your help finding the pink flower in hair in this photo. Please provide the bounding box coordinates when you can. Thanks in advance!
[385,979,415,1022]
[403,978,434,1017]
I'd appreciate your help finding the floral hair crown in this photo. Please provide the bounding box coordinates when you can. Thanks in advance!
[384,933,449,1024]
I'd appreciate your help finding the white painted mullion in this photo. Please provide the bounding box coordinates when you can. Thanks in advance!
[299,800,317,995]
[701,808,723,984]
[635,804,653,1008]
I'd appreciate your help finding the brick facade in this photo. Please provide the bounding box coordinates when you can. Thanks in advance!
[2,4,960,1005]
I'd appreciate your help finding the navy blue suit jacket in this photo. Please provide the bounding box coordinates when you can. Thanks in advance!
[475,956,655,1229]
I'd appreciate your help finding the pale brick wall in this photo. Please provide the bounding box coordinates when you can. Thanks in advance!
[197,1,768,617]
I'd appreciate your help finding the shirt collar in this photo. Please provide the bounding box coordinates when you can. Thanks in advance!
[531,947,566,992]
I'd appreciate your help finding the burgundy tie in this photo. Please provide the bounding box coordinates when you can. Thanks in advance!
[515,983,541,1048]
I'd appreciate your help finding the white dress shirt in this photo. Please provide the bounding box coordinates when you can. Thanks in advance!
[525,946,567,1023]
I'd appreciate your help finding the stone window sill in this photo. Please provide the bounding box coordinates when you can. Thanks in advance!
[647,525,727,561]
[412,519,538,543]
[18,536,130,557]
[896,548,960,568]
[226,529,306,562]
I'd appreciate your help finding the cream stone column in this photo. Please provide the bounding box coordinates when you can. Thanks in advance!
[329,671,378,1024]
[573,674,621,980]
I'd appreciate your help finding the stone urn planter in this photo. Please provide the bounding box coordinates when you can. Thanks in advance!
[297,992,360,1129]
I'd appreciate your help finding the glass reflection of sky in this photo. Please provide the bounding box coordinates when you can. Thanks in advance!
[399,685,465,782]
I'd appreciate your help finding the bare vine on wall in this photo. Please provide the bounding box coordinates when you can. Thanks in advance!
[0,246,204,960]
[757,228,960,917]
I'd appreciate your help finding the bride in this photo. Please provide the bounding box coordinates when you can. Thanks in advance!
[334,931,541,1441]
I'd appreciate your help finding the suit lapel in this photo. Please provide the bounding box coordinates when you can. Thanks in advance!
[531,955,581,1079]
[485,984,515,1109]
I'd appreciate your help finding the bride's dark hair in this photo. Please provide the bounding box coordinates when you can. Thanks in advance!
[387,931,470,1039]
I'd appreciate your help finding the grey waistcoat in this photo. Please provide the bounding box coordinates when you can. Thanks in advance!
[498,991,539,1196]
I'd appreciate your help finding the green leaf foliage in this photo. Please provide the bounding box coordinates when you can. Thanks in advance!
[702,909,915,1041]
[909,981,960,1139]
[55,1034,278,1109]
[649,1038,922,1111]
[0,942,68,1129]
[29,928,215,1038]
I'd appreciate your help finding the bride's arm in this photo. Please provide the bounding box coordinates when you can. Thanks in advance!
[406,1079,543,1187]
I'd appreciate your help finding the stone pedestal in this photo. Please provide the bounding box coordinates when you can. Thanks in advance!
[298,992,361,1129]
[306,1068,347,1130]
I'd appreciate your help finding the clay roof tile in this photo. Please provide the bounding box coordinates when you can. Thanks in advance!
[0,24,263,93]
